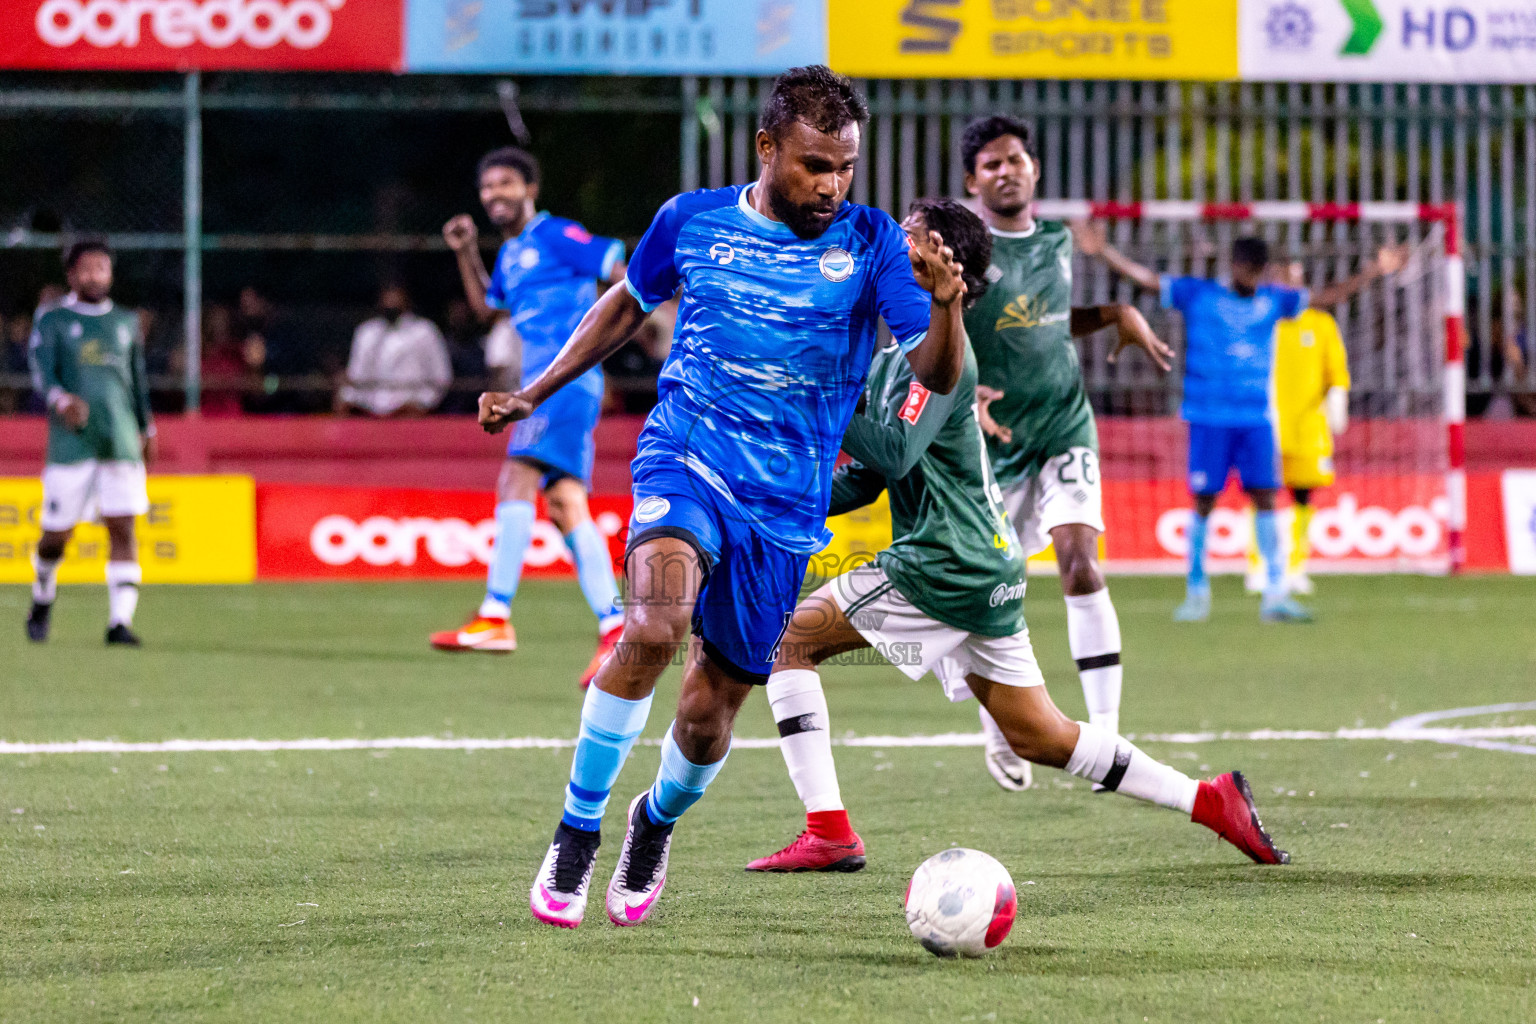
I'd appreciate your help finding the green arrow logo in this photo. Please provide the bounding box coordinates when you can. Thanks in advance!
[1340,0,1383,55]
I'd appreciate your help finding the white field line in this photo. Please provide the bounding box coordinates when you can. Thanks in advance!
[3,722,1535,756]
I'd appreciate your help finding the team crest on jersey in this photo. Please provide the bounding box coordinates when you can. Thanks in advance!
[995,294,1067,332]
[819,247,855,283]
[898,381,931,424]
[70,322,83,338]
[634,496,671,524]
[708,243,736,265]
[518,248,540,269]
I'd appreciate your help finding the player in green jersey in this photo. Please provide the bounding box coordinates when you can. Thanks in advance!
[959,115,1174,791]
[26,241,156,646]
[746,199,1287,873]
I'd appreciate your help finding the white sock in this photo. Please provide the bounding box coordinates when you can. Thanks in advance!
[1064,721,1198,814]
[105,561,141,627]
[1065,588,1123,735]
[765,669,843,813]
[978,704,1010,752]
[32,552,61,605]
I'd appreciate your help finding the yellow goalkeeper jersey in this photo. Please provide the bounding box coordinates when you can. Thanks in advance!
[1274,308,1350,457]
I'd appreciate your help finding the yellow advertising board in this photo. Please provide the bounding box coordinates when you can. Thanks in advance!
[829,0,1238,81]
[0,475,256,584]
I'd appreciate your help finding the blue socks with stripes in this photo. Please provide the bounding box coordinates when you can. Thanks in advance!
[565,520,623,633]
[1186,511,1210,589]
[481,500,534,619]
[1254,509,1284,601]
[645,725,729,826]
[562,686,654,832]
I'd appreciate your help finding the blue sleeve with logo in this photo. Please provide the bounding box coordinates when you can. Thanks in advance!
[625,191,718,313]
[535,216,624,281]
[871,215,932,352]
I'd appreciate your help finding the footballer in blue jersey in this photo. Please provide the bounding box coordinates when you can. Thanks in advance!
[1079,228,1405,623]
[478,66,969,930]
[434,147,627,680]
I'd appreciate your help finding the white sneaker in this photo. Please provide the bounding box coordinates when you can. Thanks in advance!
[984,742,1032,791]
[529,823,600,929]
[978,704,1031,791]
[606,794,672,927]
[1286,571,1314,596]
[1243,567,1266,594]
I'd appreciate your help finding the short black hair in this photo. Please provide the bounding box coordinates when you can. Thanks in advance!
[961,115,1038,175]
[759,65,868,141]
[64,239,111,272]
[477,146,539,187]
[907,198,992,310]
[1232,236,1271,268]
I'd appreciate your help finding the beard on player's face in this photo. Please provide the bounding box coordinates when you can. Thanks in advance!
[766,178,842,240]
[69,258,112,303]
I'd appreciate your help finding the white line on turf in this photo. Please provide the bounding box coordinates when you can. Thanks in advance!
[3,703,1534,756]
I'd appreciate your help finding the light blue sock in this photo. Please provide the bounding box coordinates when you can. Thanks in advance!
[1254,509,1284,600]
[1186,511,1210,588]
[483,500,534,613]
[644,724,729,826]
[566,520,622,629]
[562,686,654,832]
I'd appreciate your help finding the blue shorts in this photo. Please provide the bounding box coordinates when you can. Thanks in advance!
[625,457,810,684]
[508,381,601,487]
[1187,422,1280,494]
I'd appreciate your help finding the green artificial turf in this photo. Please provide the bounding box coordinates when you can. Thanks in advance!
[2,576,1534,1022]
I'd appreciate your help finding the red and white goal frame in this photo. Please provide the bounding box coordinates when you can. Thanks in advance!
[1035,199,1467,573]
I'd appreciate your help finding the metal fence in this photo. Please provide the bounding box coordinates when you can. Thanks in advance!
[686,78,1535,415]
[3,75,1533,415]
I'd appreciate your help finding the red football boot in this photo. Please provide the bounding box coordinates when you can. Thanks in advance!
[1192,770,1290,865]
[579,623,623,689]
[745,830,866,873]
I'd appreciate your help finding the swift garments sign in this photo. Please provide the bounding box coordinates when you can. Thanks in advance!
[2,0,403,70]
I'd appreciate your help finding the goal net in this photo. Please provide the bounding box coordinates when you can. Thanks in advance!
[1032,200,1464,575]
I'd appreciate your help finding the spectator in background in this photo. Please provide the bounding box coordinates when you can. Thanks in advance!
[2,312,40,413]
[199,304,255,416]
[441,298,490,414]
[334,283,451,418]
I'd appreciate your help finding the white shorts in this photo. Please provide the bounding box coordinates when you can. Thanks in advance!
[827,564,1044,703]
[1001,446,1106,557]
[40,460,149,532]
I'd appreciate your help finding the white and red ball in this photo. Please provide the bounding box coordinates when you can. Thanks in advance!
[904,848,1017,958]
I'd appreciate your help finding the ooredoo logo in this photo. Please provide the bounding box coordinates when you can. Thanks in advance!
[35,0,345,50]
[306,512,624,570]
[1155,494,1449,560]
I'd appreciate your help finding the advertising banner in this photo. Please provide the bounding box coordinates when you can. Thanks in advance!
[1,0,403,71]
[0,475,255,584]
[828,0,1239,80]
[404,0,826,74]
[1501,470,1536,575]
[256,483,629,580]
[1239,0,1536,81]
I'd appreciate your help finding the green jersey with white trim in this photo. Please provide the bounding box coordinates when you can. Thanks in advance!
[29,297,152,465]
[830,342,1026,638]
[964,220,1097,487]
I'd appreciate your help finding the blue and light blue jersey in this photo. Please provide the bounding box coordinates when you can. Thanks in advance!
[1161,275,1308,427]
[625,183,934,554]
[487,211,624,395]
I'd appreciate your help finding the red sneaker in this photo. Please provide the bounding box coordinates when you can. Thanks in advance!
[579,624,623,689]
[430,616,516,653]
[1192,771,1290,865]
[745,830,866,873]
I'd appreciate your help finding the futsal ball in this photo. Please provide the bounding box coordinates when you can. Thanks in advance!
[904,848,1017,958]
